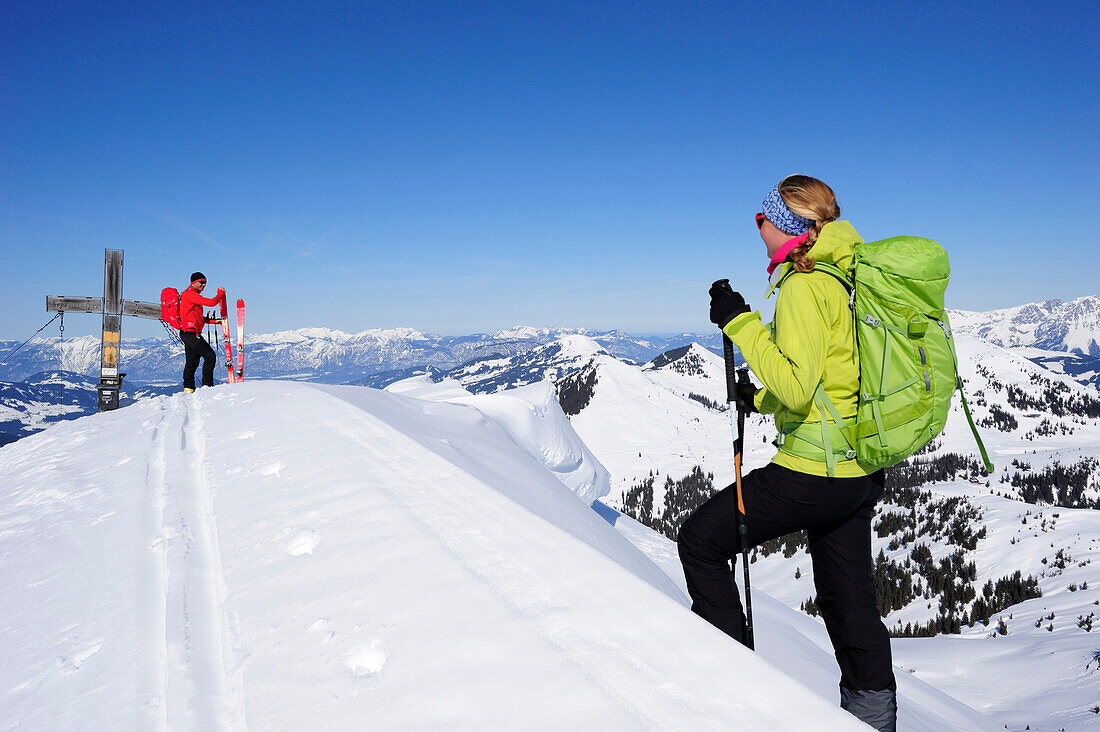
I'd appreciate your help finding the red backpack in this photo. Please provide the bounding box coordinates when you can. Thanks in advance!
[161,287,182,329]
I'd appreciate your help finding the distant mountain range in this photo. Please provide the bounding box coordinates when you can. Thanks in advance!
[0,327,716,444]
[0,326,714,385]
[950,295,1100,355]
[4,296,1096,387]
[949,296,1100,390]
[2,295,1097,445]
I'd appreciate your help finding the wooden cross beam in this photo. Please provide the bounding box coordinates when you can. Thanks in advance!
[46,296,161,319]
[45,249,163,412]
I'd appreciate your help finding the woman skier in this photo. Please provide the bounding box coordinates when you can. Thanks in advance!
[678,175,897,731]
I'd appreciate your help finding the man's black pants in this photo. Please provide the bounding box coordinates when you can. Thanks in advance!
[677,461,895,693]
[180,330,216,389]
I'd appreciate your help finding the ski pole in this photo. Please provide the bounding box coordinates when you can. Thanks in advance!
[722,333,755,650]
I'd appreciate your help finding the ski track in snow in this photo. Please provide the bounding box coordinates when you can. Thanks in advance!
[153,397,246,730]
[144,401,169,727]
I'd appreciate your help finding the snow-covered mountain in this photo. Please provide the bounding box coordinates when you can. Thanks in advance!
[425,334,610,394]
[0,380,990,730]
[0,371,96,445]
[951,295,1100,356]
[558,342,748,506]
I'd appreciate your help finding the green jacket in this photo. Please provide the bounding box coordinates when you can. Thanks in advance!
[722,220,872,478]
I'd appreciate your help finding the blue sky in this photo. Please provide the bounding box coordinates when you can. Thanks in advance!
[2,1,1097,339]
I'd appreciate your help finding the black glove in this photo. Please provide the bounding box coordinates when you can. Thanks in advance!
[735,380,758,414]
[709,279,750,328]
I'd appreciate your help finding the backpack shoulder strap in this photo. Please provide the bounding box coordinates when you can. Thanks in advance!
[775,262,853,294]
[810,262,854,296]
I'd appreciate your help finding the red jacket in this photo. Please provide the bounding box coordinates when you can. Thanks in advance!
[179,286,225,333]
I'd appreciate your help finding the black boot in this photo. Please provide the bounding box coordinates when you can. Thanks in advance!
[840,686,896,732]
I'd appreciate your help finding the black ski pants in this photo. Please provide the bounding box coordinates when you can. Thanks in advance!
[180,330,216,389]
[678,461,895,693]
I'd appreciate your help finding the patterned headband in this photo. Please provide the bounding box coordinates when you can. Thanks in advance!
[761,185,814,235]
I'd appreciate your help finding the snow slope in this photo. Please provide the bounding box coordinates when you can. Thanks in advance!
[2,381,873,730]
[392,376,998,730]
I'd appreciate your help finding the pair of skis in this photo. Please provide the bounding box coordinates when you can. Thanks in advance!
[217,297,245,383]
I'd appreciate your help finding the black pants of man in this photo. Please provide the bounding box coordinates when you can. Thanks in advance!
[678,462,895,693]
[180,330,217,389]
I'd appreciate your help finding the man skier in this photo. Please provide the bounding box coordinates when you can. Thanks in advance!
[178,272,225,392]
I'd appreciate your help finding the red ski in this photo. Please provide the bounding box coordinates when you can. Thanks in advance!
[235,298,245,381]
[219,294,236,384]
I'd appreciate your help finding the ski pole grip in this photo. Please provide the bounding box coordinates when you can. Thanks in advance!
[737,368,752,412]
[722,335,738,403]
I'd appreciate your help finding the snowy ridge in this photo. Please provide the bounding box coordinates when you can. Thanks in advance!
[489,325,563,340]
[384,377,996,731]
[351,326,430,342]
[446,382,612,503]
[0,382,894,730]
[256,326,431,345]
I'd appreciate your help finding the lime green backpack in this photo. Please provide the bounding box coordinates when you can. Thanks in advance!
[777,236,992,477]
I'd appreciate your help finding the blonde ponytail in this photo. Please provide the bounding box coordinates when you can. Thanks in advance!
[778,175,840,273]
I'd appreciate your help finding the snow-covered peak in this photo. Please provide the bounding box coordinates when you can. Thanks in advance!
[260,327,358,344]
[490,325,554,340]
[256,326,432,345]
[644,342,723,373]
[350,326,429,343]
[440,335,609,394]
[951,295,1100,355]
[552,333,607,360]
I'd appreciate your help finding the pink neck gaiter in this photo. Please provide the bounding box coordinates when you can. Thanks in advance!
[767,232,811,276]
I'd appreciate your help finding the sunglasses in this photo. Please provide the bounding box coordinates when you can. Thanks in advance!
[195,280,207,285]
[755,213,766,230]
